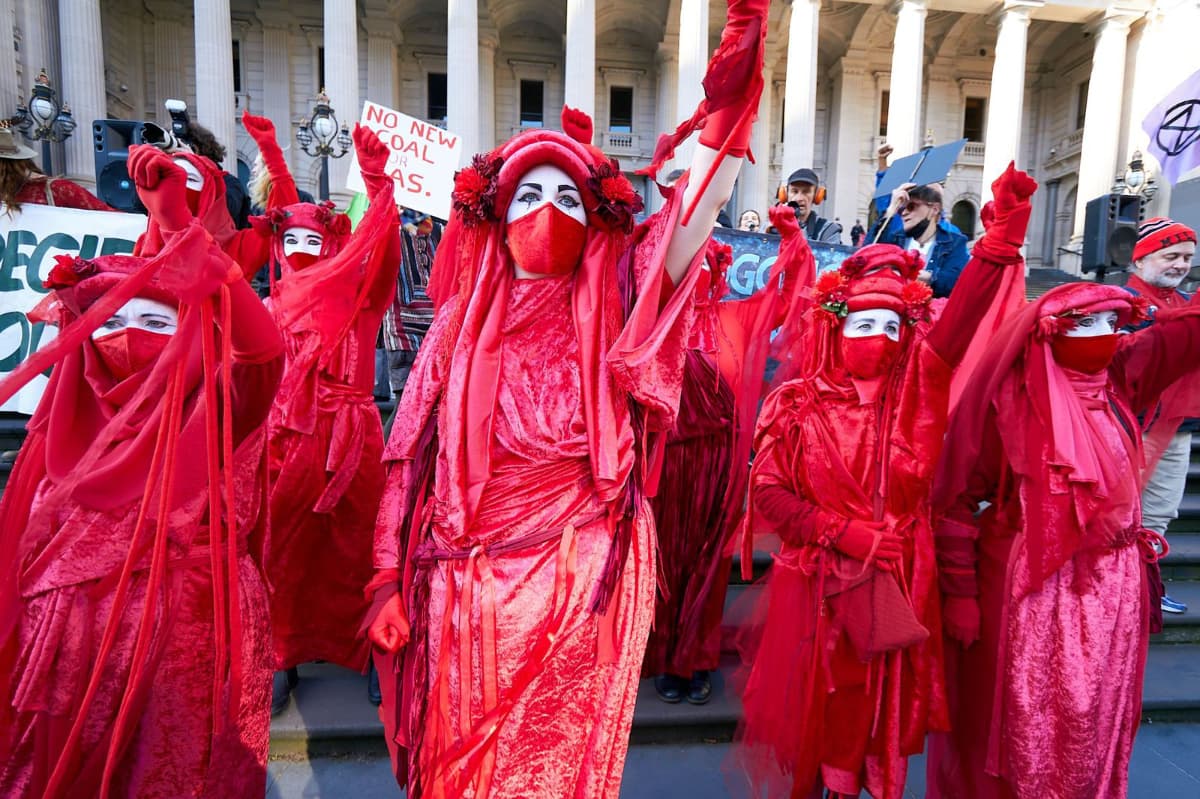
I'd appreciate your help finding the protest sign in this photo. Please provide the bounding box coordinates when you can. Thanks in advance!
[346,101,464,220]
[0,204,146,413]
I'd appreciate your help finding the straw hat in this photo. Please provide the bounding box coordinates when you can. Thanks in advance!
[0,122,39,160]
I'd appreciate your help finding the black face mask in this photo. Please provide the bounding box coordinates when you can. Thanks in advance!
[905,217,931,241]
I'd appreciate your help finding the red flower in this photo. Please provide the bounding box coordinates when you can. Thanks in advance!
[587,161,644,233]
[43,254,96,290]
[901,280,934,323]
[452,153,504,225]
[815,270,849,316]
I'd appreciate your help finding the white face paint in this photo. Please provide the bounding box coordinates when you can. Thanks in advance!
[505,164,586,225]
[842,308,902,342]
[173,157,204,191]
[1063,310,1120,338]
[92,297,178,339]
[282,226,325,257]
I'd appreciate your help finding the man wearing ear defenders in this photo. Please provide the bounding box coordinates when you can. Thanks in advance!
[778,167,843,244]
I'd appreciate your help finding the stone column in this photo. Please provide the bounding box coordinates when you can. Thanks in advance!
[981,0,1039,201]
[651,40,678,209]
[146,2,186,108]
[447,0,479,157]
[257,6,293,173]
[58,0,106,184]
[192,0,237,173]
[829,56,868,232]
[675,0,709,166]
[740,64,774,219]
[1072,8,1137,240]
[783,0,820,173]
[366,28,399,109]
[324,0,360,199]
[565,0,596,122]
[884,0,927,160]
[478,31,498,151]
[0,0,20,117]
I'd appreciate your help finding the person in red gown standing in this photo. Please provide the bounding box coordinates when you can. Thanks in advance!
[0,194,283,797]
[249,121,401,711]
[0,120,112,211]
[730,165,1037,799]
[364,3,770,796]
[647,208,814,705]
[926,280,1200,799]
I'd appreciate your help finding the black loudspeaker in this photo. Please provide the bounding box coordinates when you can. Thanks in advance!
[93,120,146,212]
[1081,193,1143,274]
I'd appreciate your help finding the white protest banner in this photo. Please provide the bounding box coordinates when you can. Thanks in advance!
[0,204,147,414]
[346,100,464,221]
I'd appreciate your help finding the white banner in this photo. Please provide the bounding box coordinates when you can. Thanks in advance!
[0,204,147,414]
[346,100,464,221]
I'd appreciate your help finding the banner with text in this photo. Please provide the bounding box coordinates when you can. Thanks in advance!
[346,101,464,220]
[711,227,852,299]
[0,204,146,413]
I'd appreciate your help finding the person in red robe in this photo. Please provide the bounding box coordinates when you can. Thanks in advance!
[0,206,283,797]
[364,2,770,795]
[729,164,1037,799]
[647,208,814,705]
[247,120,401,711]
[926,280,1200,799]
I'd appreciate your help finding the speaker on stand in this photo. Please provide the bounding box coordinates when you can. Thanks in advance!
[93,120,147,213]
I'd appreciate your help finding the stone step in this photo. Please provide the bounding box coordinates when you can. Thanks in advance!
[267,726,1200,799]
[1156,580,1200,644]
[269,643,1200,759]
[1162,531,1200,580]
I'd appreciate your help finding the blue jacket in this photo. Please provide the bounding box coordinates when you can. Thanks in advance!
[867,216,969,298]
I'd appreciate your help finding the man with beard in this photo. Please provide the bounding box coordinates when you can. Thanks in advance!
[1125,217,1197,615]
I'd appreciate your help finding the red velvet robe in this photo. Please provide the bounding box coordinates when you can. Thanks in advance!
[373,199,706,798]
[266,204,400,672]
[928,312,1200,799]
[0,316,282,798]
[735,253,1011,799]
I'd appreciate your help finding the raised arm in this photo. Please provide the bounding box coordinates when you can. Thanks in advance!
[242,111,300,209]
[660,0,770,283]
[924,163,1037,366]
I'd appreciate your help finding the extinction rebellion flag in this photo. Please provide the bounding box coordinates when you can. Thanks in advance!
[1144,67,1200,185]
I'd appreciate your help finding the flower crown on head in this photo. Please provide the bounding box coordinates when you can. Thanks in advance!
[452,153,505,225]
[44,254,98,290]
[586,160,644,233]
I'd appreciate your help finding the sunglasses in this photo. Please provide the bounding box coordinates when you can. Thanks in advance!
[903,200,928,214]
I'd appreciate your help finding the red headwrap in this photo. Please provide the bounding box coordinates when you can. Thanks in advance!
[934,282,1151,596]
[249,200,354,293]
[772,243,931,389]
[133,150,235,257]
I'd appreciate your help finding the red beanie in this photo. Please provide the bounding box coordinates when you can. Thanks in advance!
[1133,217,1197,262]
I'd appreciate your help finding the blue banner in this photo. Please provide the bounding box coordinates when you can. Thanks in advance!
[710,227,853,300]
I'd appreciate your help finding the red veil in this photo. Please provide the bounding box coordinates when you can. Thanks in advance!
[0,223,274,796]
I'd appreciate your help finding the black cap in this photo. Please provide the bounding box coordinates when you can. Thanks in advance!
[786,168,820,187]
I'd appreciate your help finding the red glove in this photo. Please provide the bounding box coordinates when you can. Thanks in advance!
[154,222,241,305]
[975,162,1038,261]
[943,595,981,648]
[128,145,192,233]
[353,124,394,199]
[242,111,299,207]
[834,519,903,570]
[696,0,770,157]
[366,586,410,654]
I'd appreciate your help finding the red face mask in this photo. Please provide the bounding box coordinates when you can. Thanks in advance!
[185,188,202,215]
[93,328,170,380]
[1050,333,1119,374]
[840,334,901,380]
[506,203,587,276]
[286,252,321,271]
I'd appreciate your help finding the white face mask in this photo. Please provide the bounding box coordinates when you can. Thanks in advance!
[1063,311,1120,338]
[842,309,902,341]
[505,164,587,225]
[281,226,325,257]
[92,297,178,339]
[173,157,205,192]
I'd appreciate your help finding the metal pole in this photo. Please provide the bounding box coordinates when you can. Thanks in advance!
[319,155,329,202]
[41,140,52,176]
